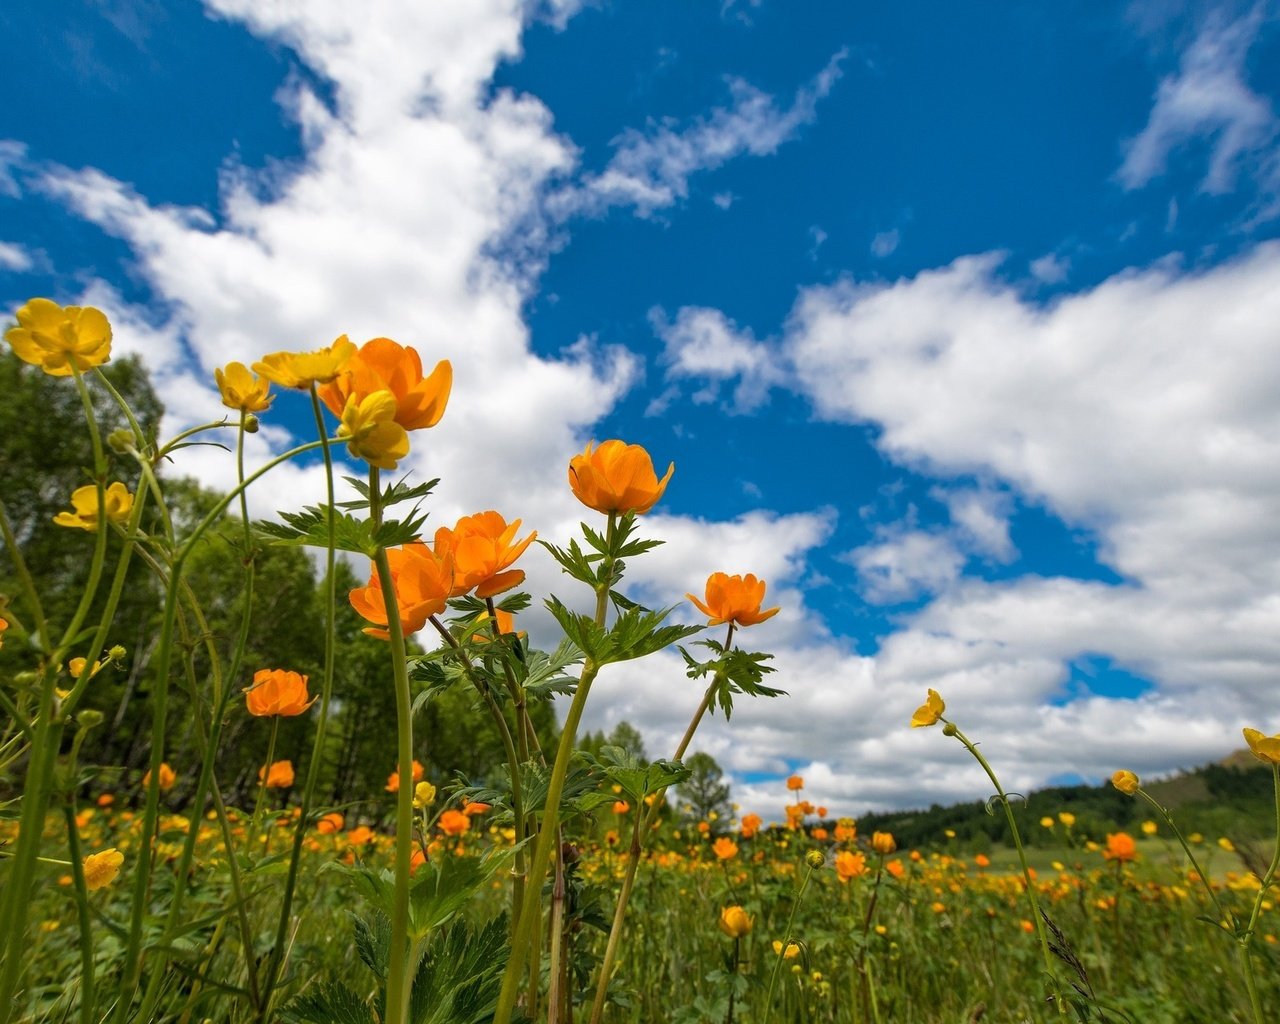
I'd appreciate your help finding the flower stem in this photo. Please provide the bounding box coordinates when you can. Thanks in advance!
[763,860,818,1024]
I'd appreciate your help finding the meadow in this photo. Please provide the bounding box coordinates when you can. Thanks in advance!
[0,299,1277,1024]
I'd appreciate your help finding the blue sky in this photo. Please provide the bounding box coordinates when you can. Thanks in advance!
[5,0,1280,816]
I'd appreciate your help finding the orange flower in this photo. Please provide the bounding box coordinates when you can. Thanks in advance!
[462,801,491,816]
[871,831,896,856]
[1103,832,1137,863]
[834,818,857,844]
[613,800,631,815]
[686,572,780,628]
[350,542,453,640]
[740,812,763,839]
[785,775,804,792]
[316,812,345,834]
[347,825,376,847]
[252,336,354,390]
[143,762,177,792]
[0,618,7,649]
[96,793,114,808]
[834,850,867,882]
[434,511,536,598]
[385,761,425,793]
[244,669,314,717]
[568,439,673,515]
[713,836,739,860]
[885,858,905,879]
[974,853,991,868]
[318,336,451,431]
[259,759,294,788]
[438,809,471,837]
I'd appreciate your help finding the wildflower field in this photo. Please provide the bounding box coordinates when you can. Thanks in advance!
[0,300,1277,1024]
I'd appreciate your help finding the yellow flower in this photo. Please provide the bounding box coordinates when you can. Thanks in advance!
[1243,727,1280,766]
[1040,816,1055,828]
[252,336,355,389]
[910,689,945,728]
[772,940,801,959]
[1141,820,1158,836]
[336,389,410,469]
[718,905,753,938]
[568,439,673,515]
[82,848,124,891]
[834,850,867,882]
[214,361,273,413]
[1111,770,1140,795]
[686,572,781,628]
[6,298,112,376]
[1058,812,1076,828]
[413,781,437,810]
[53,482,133,531]
[318,336,451,431]
[1218,837,1236,852]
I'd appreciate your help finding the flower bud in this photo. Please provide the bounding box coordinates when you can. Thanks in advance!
[805,849,826,869]
[77,709,105,730]
[942,722,957,737]
[1111,770,1140,795]
[108,645,127,663]
[243,414,260,434]
[106,428,137,454]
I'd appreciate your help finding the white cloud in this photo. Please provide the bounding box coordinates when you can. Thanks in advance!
[0,241,32,272]
[937,486,1015,561]
[1029,252,1069,284]
[870,227,899,258]
[567,50,847,216]
[651,305,786,412]
[846,529,966,604]
[1119,9,1279,201]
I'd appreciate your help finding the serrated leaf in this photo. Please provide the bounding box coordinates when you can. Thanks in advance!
[280,981,377,1024]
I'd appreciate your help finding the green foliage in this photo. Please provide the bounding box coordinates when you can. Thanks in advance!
[676,751,732,824]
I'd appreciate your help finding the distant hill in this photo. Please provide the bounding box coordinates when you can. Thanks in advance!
[850,754,1274,850]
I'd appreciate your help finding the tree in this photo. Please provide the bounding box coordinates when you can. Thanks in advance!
[676,751,731,824]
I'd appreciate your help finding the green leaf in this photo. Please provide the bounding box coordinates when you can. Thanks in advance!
[280,981,377,1024]
[336,474,439,511]
[407,848,514,938]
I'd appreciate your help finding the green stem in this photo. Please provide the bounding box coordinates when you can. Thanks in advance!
[763,861,817,1024]
[250,716,282,854]
[256,389,340,1021]
[62,805,96,1024]
[1236,763,1280,1024]
[948,721,1064,1016]
[1134,786,1230,926]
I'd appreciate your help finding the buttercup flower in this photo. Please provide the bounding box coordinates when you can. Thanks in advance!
[871,831,897,855]
[143,762,177,792]
[568,439,673,515]
[686,572,780,628]
[349,542,453,640]
[414,782,438,810]
[318,336,451,431]
[82,849,124,891]
[435,511,536,598]
[910,689,945,728]
[1104,832,1137,863]
[1141,820,1158,836]
[1243,727,1280,766]
[214,361,273,413]
[6,298,112,376]
[336,390,410,470]
[244,669,314,717]
[259,759,295,788]
[772,940,801,959]
[1111,770,1140,795]
[718,905,753,938]
[53,482,133,531]
[252,336,355,389]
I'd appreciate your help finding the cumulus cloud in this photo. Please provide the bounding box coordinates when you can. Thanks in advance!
[1119,8,1280,203]
[0,242,32,272]
[567,49,847,216]
[651,305,786,412]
